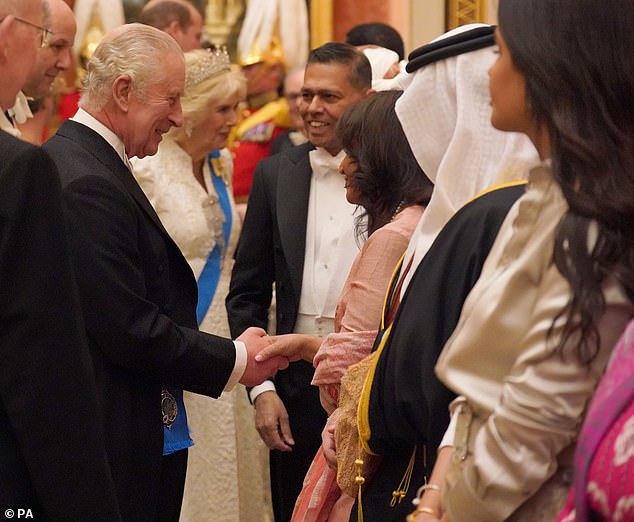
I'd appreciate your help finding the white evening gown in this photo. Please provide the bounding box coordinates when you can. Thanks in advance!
[133,141,273,522]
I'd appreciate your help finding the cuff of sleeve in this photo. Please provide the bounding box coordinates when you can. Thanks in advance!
[224,341,247,392]
[439,410,458,449]
[249,380,277,403]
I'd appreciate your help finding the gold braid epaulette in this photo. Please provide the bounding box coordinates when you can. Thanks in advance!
[233,99,291,139]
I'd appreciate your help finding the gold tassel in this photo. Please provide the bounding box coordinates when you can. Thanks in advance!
[390,446,418,507]
[355,448,366,522]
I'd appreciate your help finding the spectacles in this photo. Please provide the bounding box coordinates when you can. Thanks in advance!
[1,15,52,48]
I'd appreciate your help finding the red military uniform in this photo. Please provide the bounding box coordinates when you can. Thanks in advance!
[230,97,290,202]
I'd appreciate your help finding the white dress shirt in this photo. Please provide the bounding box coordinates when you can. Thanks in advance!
[297,148,358,331]
[250,147,360,402]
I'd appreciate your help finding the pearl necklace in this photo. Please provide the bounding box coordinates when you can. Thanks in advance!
[391,200,405,221]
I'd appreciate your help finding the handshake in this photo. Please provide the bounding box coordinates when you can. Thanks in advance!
[237,328,321,386]
[236,327,288,386]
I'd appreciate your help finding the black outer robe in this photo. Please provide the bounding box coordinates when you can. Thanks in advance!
[355,184,526,522]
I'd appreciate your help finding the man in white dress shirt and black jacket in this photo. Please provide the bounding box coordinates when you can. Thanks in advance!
[227,42,372,521]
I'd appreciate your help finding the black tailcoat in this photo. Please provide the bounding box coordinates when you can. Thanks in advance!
[44,121,236,521]
[227,142,328,521]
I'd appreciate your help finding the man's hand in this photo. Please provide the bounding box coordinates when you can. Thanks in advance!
[254,391,294,451]
[238,327,289,386]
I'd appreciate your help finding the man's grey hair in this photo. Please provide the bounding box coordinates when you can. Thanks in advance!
[79,23,183,112]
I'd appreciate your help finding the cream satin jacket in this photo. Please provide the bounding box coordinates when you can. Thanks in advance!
[435,164,633,522]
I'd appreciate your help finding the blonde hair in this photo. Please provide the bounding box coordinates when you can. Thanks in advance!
[79,23,183,112]
[170,49,247,142]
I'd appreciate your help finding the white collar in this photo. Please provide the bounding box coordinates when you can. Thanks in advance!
[72,108,128,164]
[8,92,33,125]
[0,111,20,137]
[309,148,346,178]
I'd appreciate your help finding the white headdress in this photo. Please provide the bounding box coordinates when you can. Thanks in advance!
[396,24,539,290]
[237,0,308,70]
[363,47,399,81]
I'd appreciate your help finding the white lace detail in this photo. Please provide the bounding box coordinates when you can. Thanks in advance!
[132,140,228,277]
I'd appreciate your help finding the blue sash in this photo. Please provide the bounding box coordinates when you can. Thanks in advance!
[162,151,232,455]
[162,387,192,455]
[195,150,233,325]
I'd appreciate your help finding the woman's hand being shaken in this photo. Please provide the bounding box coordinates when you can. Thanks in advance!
[255,333,323,364]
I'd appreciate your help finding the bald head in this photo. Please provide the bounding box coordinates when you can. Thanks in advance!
[138,0,202,52]
[0,0,43,109]
[0,0,33,15]
[22,0,76,98]
[284,65,305,131]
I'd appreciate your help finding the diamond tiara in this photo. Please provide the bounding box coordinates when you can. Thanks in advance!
[185,47,231,89]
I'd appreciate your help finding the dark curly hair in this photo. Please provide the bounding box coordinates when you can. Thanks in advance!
[499,0,634,363]
[336,90,433,239]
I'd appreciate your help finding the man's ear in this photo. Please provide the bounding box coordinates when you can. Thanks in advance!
[112,75,133,112]
[164,20,182,40]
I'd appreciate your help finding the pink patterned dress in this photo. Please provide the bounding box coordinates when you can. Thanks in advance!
[291,205,424,522]
[558,320,634,522]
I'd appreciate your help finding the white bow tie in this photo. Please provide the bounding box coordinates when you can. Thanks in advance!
[309,148,346,176]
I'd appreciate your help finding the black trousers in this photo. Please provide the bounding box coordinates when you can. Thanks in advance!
[158,449,188,522]
[270,365,327,522]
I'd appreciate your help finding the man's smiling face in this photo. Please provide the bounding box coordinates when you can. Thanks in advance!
[299,62,367,155]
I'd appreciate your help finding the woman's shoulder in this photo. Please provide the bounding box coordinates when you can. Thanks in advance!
[380,204,424,239]
[362,206,424,257]
[135,141,195,187]
[133,140,190,174]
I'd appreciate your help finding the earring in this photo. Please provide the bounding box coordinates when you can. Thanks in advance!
[184,119,193,138]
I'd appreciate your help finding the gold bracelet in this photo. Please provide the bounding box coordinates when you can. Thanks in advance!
[414,483,441,499]
[412,483,442,508]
